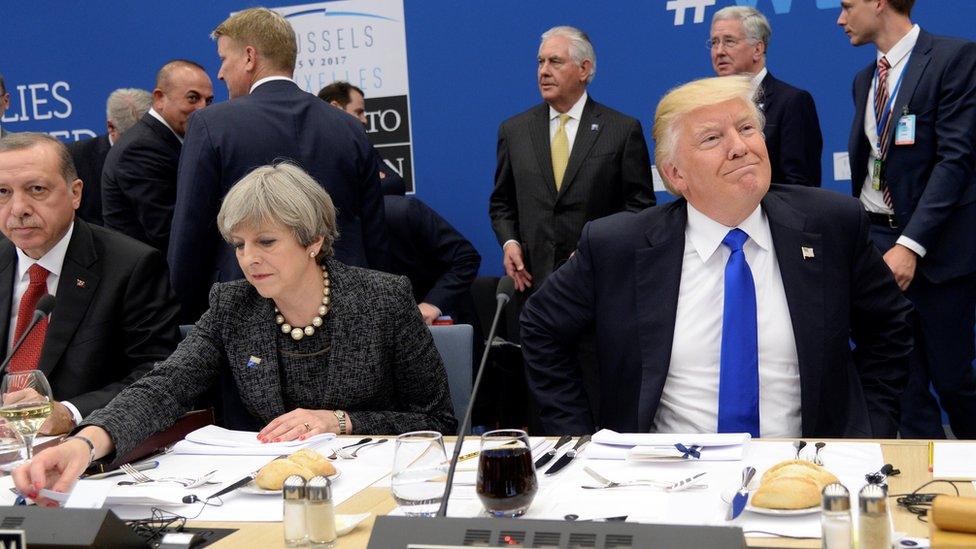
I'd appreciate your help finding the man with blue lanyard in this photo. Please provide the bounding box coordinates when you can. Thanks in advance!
[839,0,976,439]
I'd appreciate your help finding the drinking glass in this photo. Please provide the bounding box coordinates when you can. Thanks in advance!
[0,371,54,460]
[476,429,538,517]
[391,431,448,516]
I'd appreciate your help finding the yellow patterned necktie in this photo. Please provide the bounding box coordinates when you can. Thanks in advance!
[551,113,571,191]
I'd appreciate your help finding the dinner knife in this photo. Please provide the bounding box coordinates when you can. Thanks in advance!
[728,466,756,520]
[534,435,573,468]
[207,454,288,500]
[83,460,159,480]
[544,435,591,476]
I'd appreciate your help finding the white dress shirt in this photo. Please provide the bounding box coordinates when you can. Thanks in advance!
[503,92,590,251]
[652,204,802,437]
[147,108,183,144]
[249,75,295,94]
[7,222,83,424]
[860,24,926,257]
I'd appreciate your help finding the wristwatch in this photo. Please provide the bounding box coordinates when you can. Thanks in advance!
[333,410,347,434]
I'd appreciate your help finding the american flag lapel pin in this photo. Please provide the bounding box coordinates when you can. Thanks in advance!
[76,278,86,288]
[591,123,599,131]
[247,356,262,368]
[801,246,815,260]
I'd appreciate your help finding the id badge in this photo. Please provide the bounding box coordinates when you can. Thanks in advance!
[895,114,916,145]
[872,158,883,191]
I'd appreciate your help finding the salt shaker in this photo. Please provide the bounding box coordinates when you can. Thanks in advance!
[306,476,337,547]
[858,484,891,549]
[820,483,852,549]
[283,475,308,547]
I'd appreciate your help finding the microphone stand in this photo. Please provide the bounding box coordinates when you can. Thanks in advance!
[436,277,513,517]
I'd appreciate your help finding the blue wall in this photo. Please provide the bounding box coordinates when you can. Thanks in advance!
[2,1,974,275]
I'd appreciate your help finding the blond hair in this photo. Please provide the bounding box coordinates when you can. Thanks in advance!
[652,76,763,195]
[218,161,339,261]
[211,7,297,73]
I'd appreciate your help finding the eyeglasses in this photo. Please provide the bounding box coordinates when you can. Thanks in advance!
[707,37,747,50]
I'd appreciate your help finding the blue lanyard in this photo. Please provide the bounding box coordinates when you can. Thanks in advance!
[873,54,910,142]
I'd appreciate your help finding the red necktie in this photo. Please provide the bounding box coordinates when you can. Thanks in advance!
[8,264,50,373]
[875,57,894,208]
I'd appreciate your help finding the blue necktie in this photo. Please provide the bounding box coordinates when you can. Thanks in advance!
[718,228,760,437]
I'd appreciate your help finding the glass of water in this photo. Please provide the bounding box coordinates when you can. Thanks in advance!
[391,431,448,516]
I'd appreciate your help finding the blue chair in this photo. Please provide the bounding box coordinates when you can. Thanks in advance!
[429,324,474,429]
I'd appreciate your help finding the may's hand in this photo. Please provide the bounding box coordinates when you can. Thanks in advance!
[502,242,533,292]
[11,438,90,507]
[883,244,918,291]
[259,408,350,443]
[39,401,77,436]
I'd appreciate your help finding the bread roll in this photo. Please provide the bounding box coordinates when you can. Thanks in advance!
[750,459,840,510]
[289,448,337,477]
[255,458,314,490]
[751,475,821,509]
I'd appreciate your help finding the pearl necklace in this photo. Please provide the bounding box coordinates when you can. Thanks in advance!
[275,266,331,341]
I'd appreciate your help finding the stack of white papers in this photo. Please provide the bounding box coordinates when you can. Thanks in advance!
[171,425,335,455]
[933,442,976,480]
[587,429,750,461]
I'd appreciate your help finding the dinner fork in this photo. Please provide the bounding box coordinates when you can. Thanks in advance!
[326,437,373,459]
[581,467,707,491]
[346,438,388,458]
[120,463,154,484]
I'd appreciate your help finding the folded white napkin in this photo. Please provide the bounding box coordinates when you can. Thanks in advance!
[172,425,336,455]
[586,429,750,461]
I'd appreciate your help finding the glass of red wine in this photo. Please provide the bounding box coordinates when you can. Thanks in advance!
[476,429,538,517]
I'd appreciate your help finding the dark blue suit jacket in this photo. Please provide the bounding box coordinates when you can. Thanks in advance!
[102,113,181,253]
[760,72,823,187]
[521,185,912,438]
[848,30,976,284]
[67,134,111,226]
[168,80,388,320]
[385,195,480,318]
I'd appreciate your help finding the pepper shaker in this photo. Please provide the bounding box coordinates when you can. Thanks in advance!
[821,483,852,549]
[283,475,308,547]
[306,476,337,547]
[858,484,891,549]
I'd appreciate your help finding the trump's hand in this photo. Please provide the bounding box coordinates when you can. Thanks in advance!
[418,303,441,325]
[883,244,917,291]
[502,242,533,292]
[11,438,90,508]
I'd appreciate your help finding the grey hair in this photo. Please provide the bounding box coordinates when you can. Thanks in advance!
[540,25,597,84]
[217,161,339,260]
[106,88,152,136]
[0,132,78,184]
[712,6,771,53]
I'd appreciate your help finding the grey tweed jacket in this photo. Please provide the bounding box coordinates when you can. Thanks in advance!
[83,259,456,459]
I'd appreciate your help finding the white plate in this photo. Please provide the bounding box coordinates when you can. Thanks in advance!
[721,489,820,516]
[336,513,371,536]
[239,469,341,495]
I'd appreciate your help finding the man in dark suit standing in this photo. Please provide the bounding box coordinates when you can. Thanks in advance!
[0,133,181,435]
[0,73,11,138]
[490,26,655,295]
[169,8,387,321]
[839,0,976,439]
[68,87,152,226]
[522,76,912,437]
[102,61,213,254]
[710,6,823,187]
[318,81,407,195]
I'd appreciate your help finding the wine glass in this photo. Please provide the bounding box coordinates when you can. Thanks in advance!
[0,371,54,460]
[391,431,448,516]
[476,429,538,517]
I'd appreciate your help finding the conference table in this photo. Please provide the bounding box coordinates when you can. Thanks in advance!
[187,438,972,548]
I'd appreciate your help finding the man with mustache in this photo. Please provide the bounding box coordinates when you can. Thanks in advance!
[0,133,180,435]
[839,0,976,439]
[522,76,912,438]
[489,26,655,426]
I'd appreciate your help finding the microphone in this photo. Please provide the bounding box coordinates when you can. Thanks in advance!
[437,276,515,517]
[0,294,56,377]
